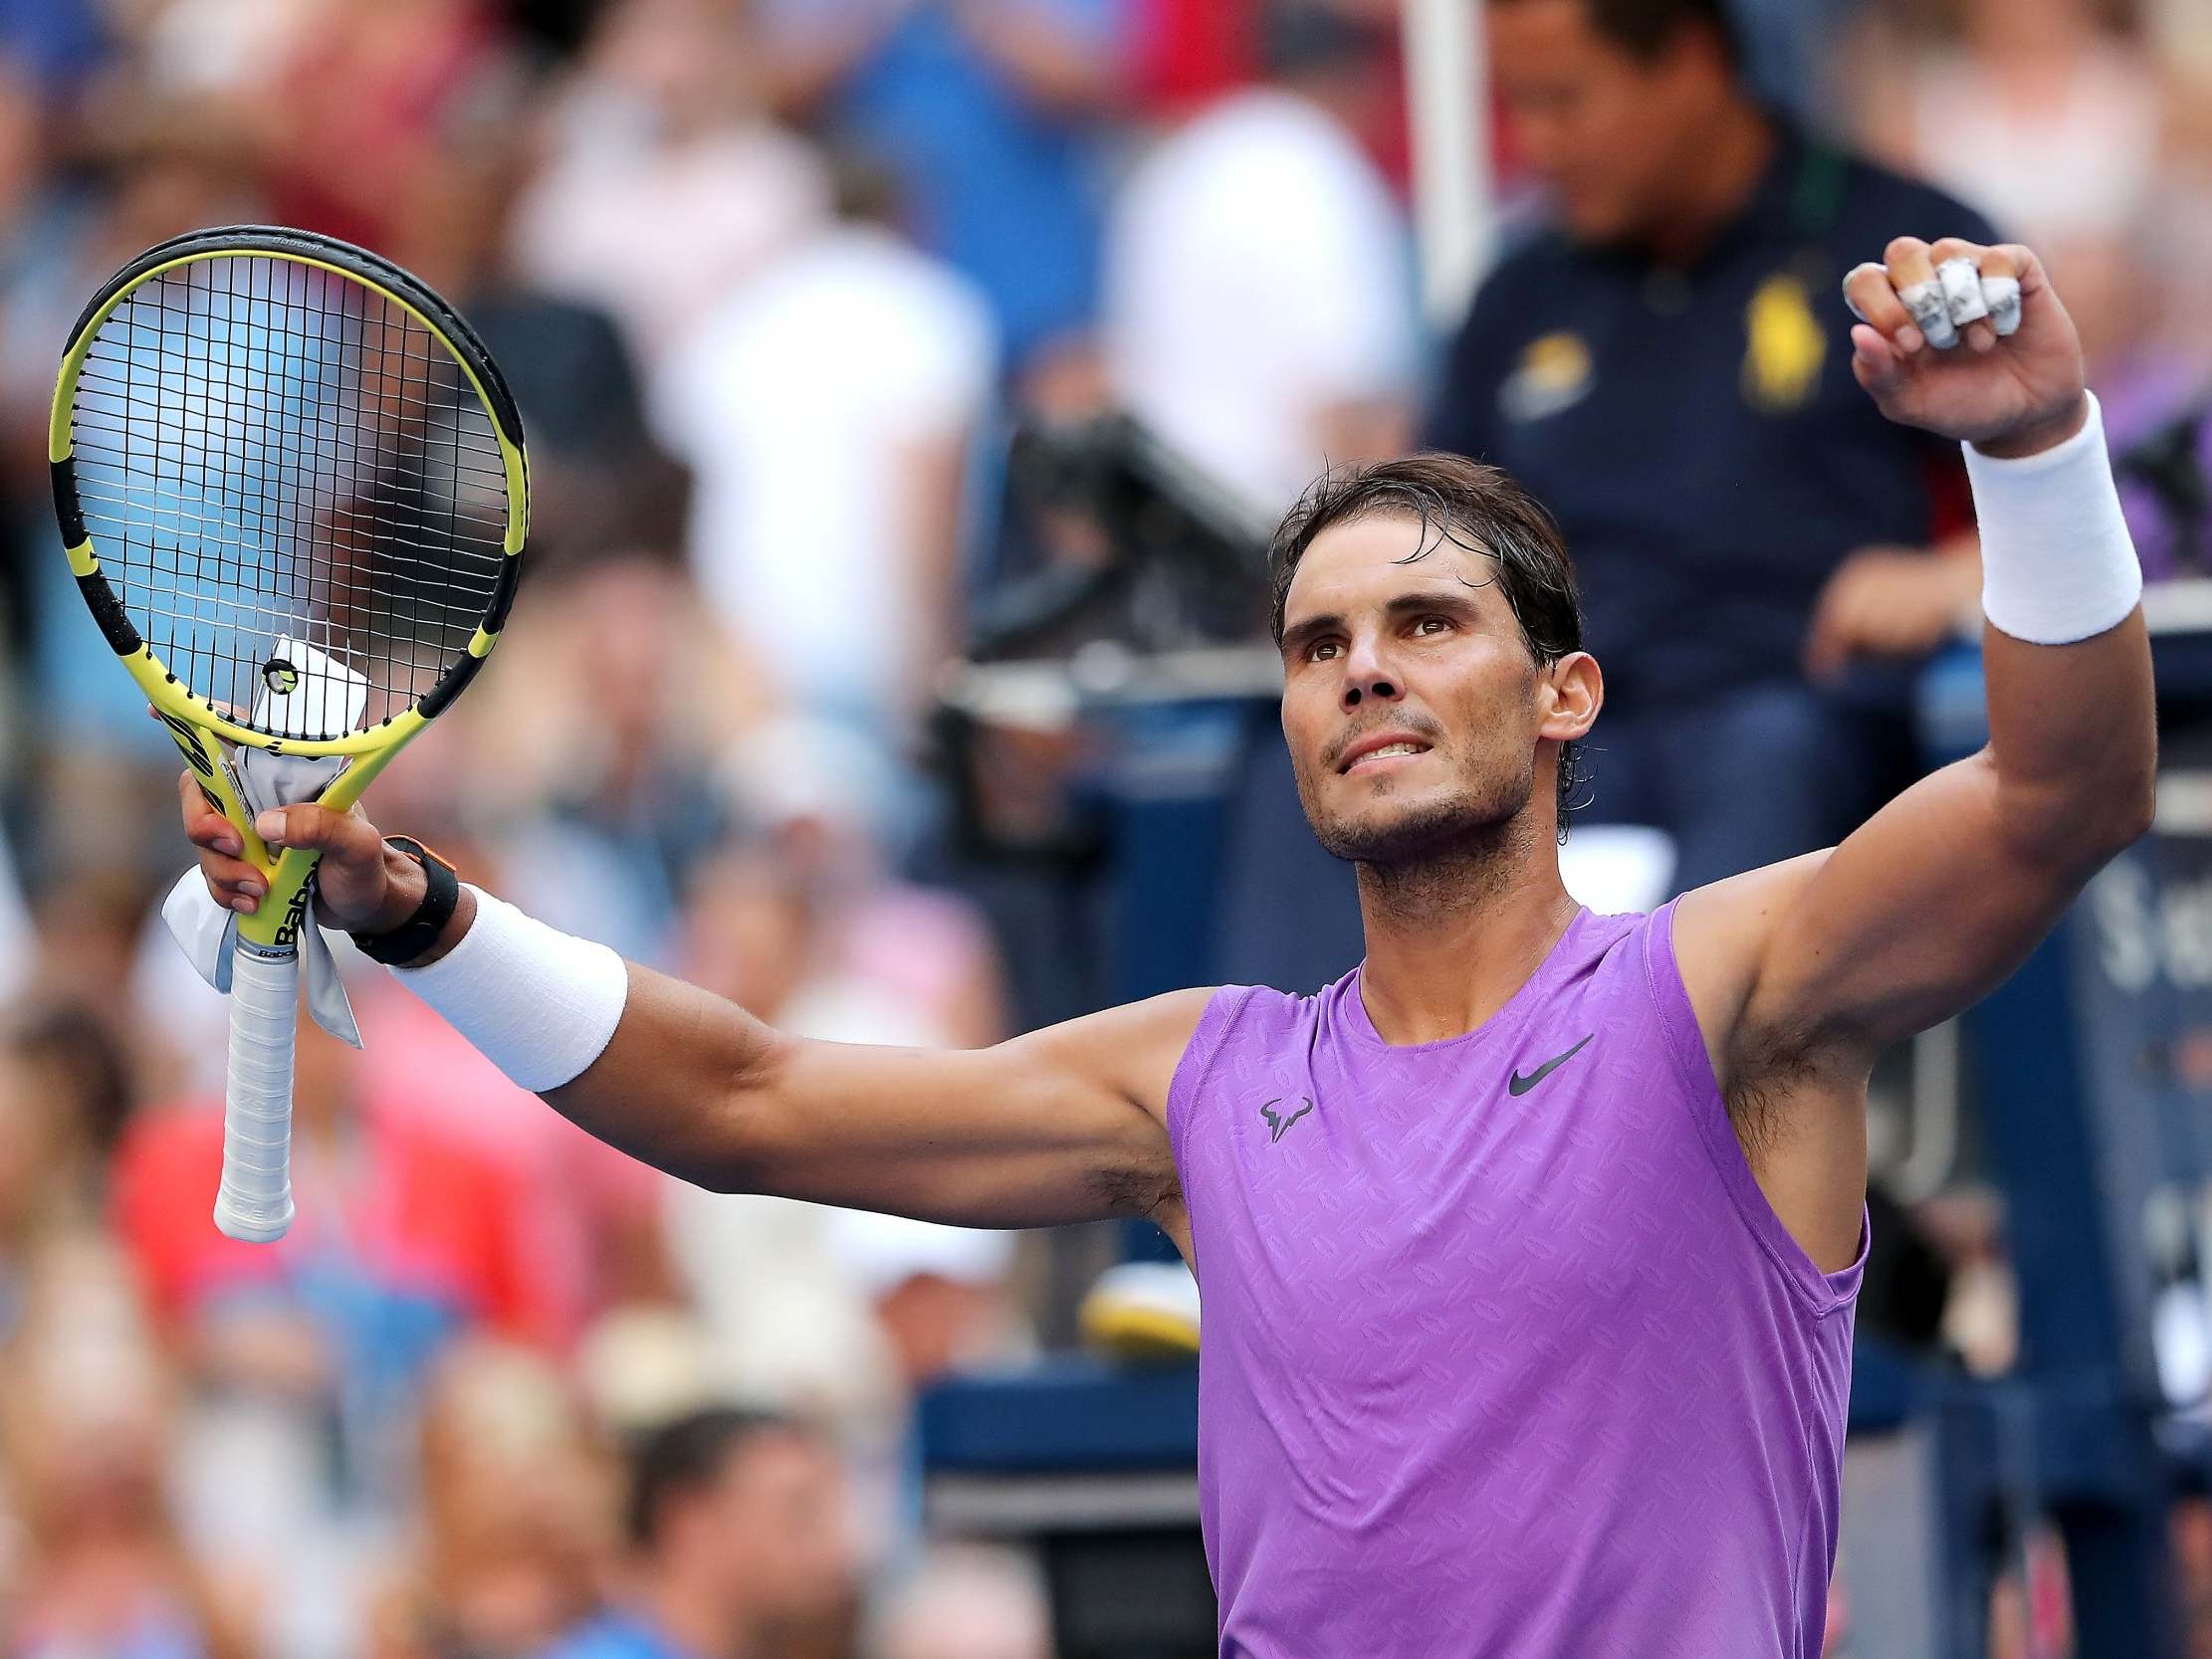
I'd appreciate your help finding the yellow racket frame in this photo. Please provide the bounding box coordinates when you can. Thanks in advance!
[48,225,529,949]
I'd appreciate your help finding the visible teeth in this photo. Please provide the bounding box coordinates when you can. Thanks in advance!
[1362,743,1425,761]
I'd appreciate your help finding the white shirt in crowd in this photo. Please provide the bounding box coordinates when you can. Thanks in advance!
[1905,41,2160,246]
[651,225,998,731]
[1104,87,1419,517]
[511,91,831,369]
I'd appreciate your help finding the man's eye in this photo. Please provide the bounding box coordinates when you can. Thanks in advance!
[1414,616,1452,636]
[1308,641,1341,663]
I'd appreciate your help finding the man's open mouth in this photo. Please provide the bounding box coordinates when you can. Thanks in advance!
[1339,737,1434,774]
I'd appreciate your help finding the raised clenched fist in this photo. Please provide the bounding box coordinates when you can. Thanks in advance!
[1842,237,2088,460]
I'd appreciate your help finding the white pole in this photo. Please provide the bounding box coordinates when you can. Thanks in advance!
[1403,0,1495,330]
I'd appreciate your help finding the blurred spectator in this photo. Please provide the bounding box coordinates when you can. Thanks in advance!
[106,1012,571,1653]
[537,1407,858,1659]
[1853,0,2160,258]
[119,735,689,1356]
[652,168,997,753]
[0,1236,254,1659]
[760,0,1128,373]
[1102,0,1416,517]
[472,551,755,965]
[0,0,105,101]
[110,1013,558,1484]
[1132,0,1257,112]
[366,1341,615,1659]
[1426,0,1997,893]
[350,965,683,1349]
[0,1004,123,1347]
[828,1212,1021,1393]
[661,814,1011,1423]
[570,1308,724,1443]
[870,1547,1050,1659]
[112,1017,556,1356]
[4,150,254,773]
[391,121,689,573]
[1128,0,1409,175]
[2063,218,2212,582]
[510,0,830,369]
[658,817,1020,1567]
[241,0,519,253]
[718,718,1009,1049]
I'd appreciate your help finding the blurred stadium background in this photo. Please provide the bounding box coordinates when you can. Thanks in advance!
[1,0,2210,1655]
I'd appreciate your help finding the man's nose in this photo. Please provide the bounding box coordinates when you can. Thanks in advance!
[1341,639,1402,710]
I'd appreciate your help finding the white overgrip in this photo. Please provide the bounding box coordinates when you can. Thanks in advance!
[214,942,300,1242]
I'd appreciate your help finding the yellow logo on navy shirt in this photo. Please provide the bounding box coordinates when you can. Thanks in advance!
[1500,331,1594,424]
[1742,274,1826,413]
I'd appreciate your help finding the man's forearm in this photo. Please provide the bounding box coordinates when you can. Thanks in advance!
[1982,615,2156,859]
[543,964,787,1192]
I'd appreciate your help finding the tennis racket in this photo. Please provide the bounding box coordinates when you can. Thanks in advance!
[48,225,529,1242]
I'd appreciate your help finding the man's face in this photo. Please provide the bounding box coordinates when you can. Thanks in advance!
[1279,514,1554,866]
[706,1433,857,1632]
[1489,0,1720,247]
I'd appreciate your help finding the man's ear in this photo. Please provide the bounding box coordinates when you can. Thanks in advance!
[1539,652,1603,745]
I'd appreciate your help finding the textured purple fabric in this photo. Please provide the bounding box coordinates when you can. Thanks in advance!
[1168,901,1864,1658]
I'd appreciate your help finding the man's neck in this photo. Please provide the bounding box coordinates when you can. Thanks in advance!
[1645,98,1777,268]
[1354,817,1582,1046]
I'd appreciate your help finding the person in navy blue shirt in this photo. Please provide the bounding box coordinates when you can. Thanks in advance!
[537,1408,856,1659]
[1427,0,1998,892]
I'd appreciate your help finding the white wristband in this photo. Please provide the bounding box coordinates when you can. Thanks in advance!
[389,886,629,1093]
[1966,392,2143,646]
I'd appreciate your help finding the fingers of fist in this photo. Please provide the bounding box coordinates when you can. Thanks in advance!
[1844,239,2025,356]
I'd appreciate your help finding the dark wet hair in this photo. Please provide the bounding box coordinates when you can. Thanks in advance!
[1268,452,1589,835]
[1489,0,1744,71]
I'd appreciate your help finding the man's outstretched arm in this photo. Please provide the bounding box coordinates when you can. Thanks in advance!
[551,966,1205,1228]
[183,780,1204,1231]
[1676,236,2156,1264]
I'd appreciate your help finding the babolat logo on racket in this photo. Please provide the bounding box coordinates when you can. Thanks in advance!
[263,656,301,696]
[273,882,314,948]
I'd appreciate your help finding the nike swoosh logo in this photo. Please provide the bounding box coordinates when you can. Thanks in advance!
[1508,1034,1595,1097]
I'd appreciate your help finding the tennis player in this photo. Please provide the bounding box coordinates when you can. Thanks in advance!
[183,237,2152,1656]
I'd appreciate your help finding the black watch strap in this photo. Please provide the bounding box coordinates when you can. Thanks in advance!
[351,836,460,966]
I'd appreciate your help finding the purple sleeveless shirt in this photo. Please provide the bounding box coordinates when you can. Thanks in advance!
[1167,901,1864,1658]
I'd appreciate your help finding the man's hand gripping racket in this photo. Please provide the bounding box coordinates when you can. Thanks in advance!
[49,226,528,1241]
[181,780,457,960]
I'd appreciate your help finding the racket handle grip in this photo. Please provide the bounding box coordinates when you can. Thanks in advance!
[214,942,299,1243]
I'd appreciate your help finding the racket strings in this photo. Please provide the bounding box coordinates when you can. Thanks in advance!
[70,252,510,740]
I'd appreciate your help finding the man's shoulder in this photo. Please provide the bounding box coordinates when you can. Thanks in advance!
[1671,852,1836,1055]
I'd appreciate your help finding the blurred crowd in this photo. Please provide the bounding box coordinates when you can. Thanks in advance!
[0,0,2208,1656]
